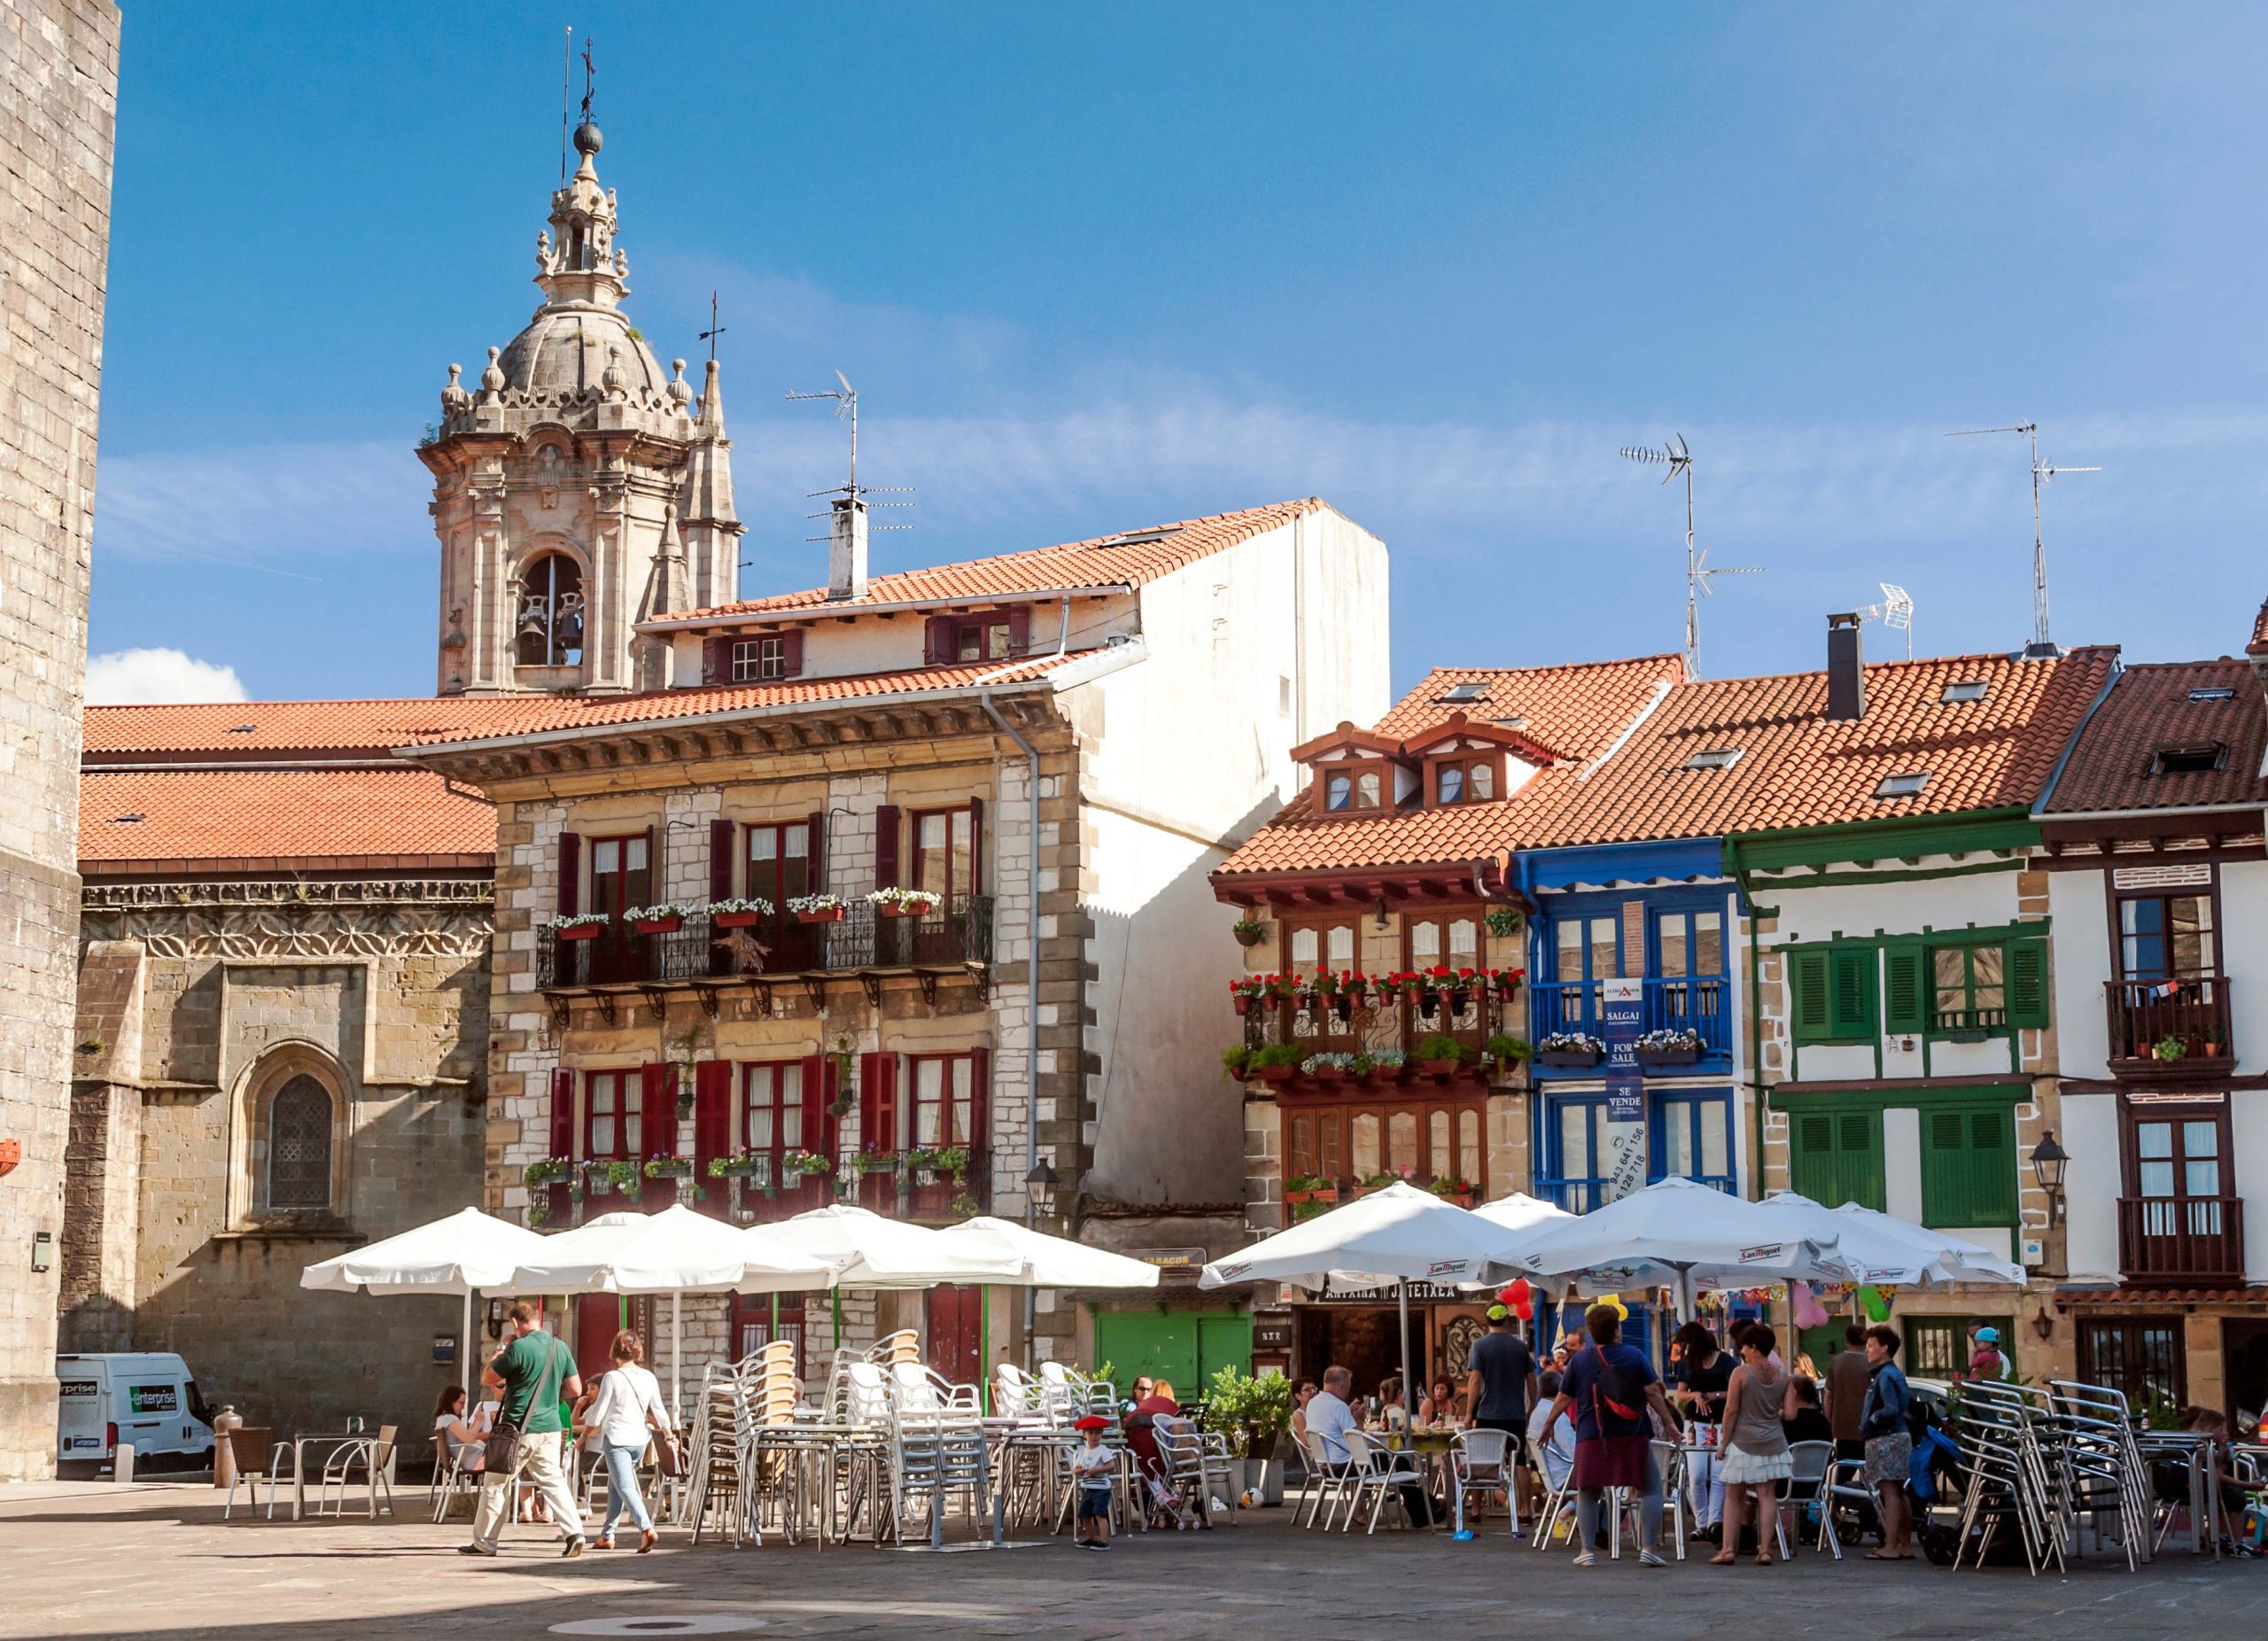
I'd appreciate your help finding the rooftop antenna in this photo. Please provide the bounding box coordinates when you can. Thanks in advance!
[1619,432,1762,678]
[698,290,726,365]
[1946,420,2098,658]
[558,26,573,183]
[786,372,914,541]
[1856,582,1915,660]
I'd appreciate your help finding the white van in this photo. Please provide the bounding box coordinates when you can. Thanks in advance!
[56,1353,215,1473]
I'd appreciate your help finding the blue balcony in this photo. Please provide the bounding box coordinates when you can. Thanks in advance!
[1528,975,1733,1076]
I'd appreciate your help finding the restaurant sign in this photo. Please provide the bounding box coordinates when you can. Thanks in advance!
[1298,1281,1472,1305]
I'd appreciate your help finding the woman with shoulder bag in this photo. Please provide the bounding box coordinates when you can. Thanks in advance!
[585,1330,674,1552]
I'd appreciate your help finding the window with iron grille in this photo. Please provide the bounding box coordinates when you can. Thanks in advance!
[268,1076,333,1209]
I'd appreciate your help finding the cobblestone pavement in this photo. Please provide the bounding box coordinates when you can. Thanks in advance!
[5,1481,2265,1640]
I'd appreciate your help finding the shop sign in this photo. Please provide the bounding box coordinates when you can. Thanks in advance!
[1138,1246,1208,1285]
[1299,1281,1470,1304]
[1252,1310,1294,1352]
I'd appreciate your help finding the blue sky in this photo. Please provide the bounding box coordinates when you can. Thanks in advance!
[89,4,2268,702]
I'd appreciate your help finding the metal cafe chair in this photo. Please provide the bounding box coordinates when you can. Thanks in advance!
[1296,1430,1350,1530]
[1155,1415,1238,1529]
[1340,1429,1421,1535]
[316,1423,396,1519]
[431,1445,483,1523]
[1780,1440,1840,1559]
[1449,1427,1518,1536]
[1528,1434,1578,1552]
[221,1427,292,1521]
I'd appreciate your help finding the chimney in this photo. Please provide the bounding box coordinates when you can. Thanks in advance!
[827,493,868,602]
[1826,612,1866,721]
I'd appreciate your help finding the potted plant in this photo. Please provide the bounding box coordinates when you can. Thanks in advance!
[1282,1171,1339,1207]
[625,902,694,935]
[783,1148,834,1178]
[581,1157,617,1197]
[1536,1030,1605,1068]
[642,1153,694,1180]
[1348,1052,1378,1086]
[951,1190,980,1217]
[705,896,773,929]
[1414,1034,1467,1077]
[1483,906,1521,938]
[2153,1035,2190,1064]
[1636,1027,1703,1068]
[1352,1169,1406,1198]
[854,1146,899,1175]
[707,1150,765,1179]
[788,892,848,924]
[1427,1175,1479,1209]
[1481,1033,1531,1078]
[931,1145,971,1180]
[523,1155,575,1189]
[1252,1043,1303,1085]
[1200,1365,1295,1506]
[868,885,941,919]
[1301,1051,1354,1085]
[1492,964,1526,996]
[905,1146,942,1185]
[1372,1047,1410,1084]
[1229,975,1270,1016]
[1446,967,1480,1013]
[1222,1043,1254,1081]
[551,913,610,942]
[1231,916,1267,949]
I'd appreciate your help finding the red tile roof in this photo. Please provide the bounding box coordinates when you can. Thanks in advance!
[1213,657,1682,883]
[413,654,1081,747]
[658,500,1332,622]
[80,768,495,872]
[83,697,563,758]
[1535,647,2118,847]
[2039,659,2268,816]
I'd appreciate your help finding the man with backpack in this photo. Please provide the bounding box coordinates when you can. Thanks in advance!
[1538,1303,1681,1567]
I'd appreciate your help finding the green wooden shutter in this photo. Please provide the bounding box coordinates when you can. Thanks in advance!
[1790,948,1832,1044]
[2008,937,2050,1029]
[1834,1108,1887,1210]
[1829,945,1877,1040]
[1921,1104,2016,1225]
[1883,942,1930,1036]
[1790,1113,1835,1198]
[1965,1107,2016,1223]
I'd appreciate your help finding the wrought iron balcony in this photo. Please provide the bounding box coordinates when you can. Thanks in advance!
[2117,1194,2245,1285]
[535,898,995,992]
[1528,976,1732,1068]
[854,1147,990,1222]
[2106,976,2235,1077]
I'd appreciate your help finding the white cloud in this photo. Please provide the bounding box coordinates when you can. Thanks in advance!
[85,648,250,704]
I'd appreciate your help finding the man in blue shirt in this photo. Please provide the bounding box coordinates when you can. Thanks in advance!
[1540,1303,1680,1567]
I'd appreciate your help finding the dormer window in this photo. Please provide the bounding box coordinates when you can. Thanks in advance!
[956,619,1015,662]
[1434,758,1496,805]
[2152,743,2226,775]
[1323,768,1386,813]
[1875,772,1930,799]
[722,629,804,683]
[925,609,1029,665]
[1682,748,1743,771]
[1940,681,1988,704]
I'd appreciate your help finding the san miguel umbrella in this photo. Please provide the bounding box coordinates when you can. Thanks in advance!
[1822,1199,2026,1287]
[1199,1182,1535,1426]
[765,1205,1025,1355]
[299,1206,550,1396]
[933,1217,1159,1399]
[509,1206,836,1413]
[1511,1176,1855,1320]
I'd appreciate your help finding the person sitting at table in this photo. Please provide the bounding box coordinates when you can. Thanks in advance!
[1670,1321,1733,1542]
[2179,1405,2263,1557]
[1290,1380,1320,1449]
[1419,1377,1465,1427]
[1378,1376,1411,1434]
[1123,1378,1179,1484]
[1782,1373,1833,1447]
[433,1385,487,1477]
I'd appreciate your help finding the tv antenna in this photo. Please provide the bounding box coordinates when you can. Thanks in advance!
[786,372,913,540]
[1946,420,2098,658]
[558,27,573,182]
[1856,582,1915,660]
[1619,433,1762,678]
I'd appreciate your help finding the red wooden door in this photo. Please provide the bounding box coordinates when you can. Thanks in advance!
[925,1285,983,1385]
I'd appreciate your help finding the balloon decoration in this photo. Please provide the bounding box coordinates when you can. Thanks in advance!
[1860,1285,1893,1323]
[1791,1280,1831,1331]
[1497,1279,1534,1321]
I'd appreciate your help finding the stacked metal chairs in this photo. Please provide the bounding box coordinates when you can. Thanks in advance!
[1948,1381,2067,1574]
[884,1361,992,1546]
[685,1360,762,1546]
[1947,1378,2151,1574]
[2045,1380,2152,1567]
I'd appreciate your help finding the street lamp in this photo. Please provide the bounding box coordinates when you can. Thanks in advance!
[2030,1131,2070,1225]
[1024,1159,1060,1221]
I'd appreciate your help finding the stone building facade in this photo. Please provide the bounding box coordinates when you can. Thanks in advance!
[0,0,119,1481]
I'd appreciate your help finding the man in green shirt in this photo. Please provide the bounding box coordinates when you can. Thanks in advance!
[462,1302,587,1557]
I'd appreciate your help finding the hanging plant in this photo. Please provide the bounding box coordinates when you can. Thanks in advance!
[1483,906,1521,938]
[1231,917,1267,948]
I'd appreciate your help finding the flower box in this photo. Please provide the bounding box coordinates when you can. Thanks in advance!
[1418,1058,1461,1078]
[632,915,684,935]
[796,906,847,924]
[1637,1045,1700,1068]
[1258,1064,1296,1085]
[1537,1048,1603,1069]
[1438,1193,1476,1209]
[712,909,765,929]
[1284,1186,1340,1207]
[1311,1067,1345,1086]
[878,902,933,920]
[556,922,604,942]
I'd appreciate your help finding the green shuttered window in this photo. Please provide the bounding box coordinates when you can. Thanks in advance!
[1789,944,1876,1044]
[1789,1107,1886,1212]
[1920,1105,2016,1226]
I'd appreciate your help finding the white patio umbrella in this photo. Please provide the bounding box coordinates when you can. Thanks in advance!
[1826,1200,2027,1287]
[931,1217,1161,1290]
[765,1205,1024,1287]
[509,1205,837,1413]
[1199,1182,1536,1424]
[1511,1176,1856,1319]
[299,1206,550,1396]
[1470,1191,1577,1239]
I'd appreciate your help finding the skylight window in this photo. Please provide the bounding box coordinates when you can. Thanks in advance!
[1682,748,1744,771]
[1939,681,1988,704]
[1101,526,1183,548]
[2152,743,2225,775]
[110,813,144,824]
[1436,681,1489,704]
[227,723,257,735]
[1875,772,1930,799]
[1492,714,1530,731]
[2187,686,2236,703]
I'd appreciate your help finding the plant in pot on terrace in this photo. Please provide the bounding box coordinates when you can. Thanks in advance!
[1482,1033,1531,1069]
[930,1145,971,1180]
[1427,1175,1479,1207]
[904,1146,942,1184]
[1371,1047,1409,1082]
[707,1150,765,1180]
[854,1146,900,1174]
[788,892,848,924]
[1348,1052,1378,1085]
[1228,974,1271,1016]
[1536,1030,1606,1067]
[1636,1026,1703,1067]
[551,912,611,941]
[783,1148,834,1178]
[704,895,774,929]
[625,901,695,935]
[1200,1365,1297,1487]
[1222,1043,1254,1081]
[1281,1171,1338,1206]
[867,885,941,919]
[1414,1034,1468,1076]
[1251,1043,1303,1084]
[1301,1051,1355,1085]
[2153,1035,2190,1064]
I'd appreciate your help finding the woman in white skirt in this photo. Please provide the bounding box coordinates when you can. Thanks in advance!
[1711,1322,1791,1567]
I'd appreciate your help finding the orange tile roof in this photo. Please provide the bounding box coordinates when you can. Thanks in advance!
[2039,659,2268,816]
[1214,656,1682,883]
[80,768,495,871]
[1536,646,2118,847]
[412,653,1081,747]
[84,697,563,758]
[661,499,1332,621]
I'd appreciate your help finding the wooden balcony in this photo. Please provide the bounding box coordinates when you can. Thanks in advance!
[2117,1194,2246,1286]
[2105,976,2235,1079]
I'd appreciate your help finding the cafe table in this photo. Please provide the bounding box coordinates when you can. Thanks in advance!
[1385,1427,1461,1530]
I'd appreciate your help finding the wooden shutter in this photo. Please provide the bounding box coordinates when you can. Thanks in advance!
[1789,1106,1884,1212]
[803,1054,832,1154]
[923,616,955,665]
[694,1059,734,1209]
[1883,942,1929,1036]
[548,1067,577,1159]
[2008,937,2050,1029]
[709,819,734,906]
[1920,1104,2015,1226]
[874,805,901,891]
[858,1052,899,1155]
[641,825,659,914]
[968,797,985,897]
[969,1046,990,1150]
[641,1062,676,1157]
[1006,606,1030,656]
[1829,946,1876,1040]
[780,628,805,678]
[1789,948,1831,1043]
[806,812,827,890]
[702,635,726,685]
[557,831,582,916]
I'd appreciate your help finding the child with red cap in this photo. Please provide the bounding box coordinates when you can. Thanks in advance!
[1070,1414,1116,1550]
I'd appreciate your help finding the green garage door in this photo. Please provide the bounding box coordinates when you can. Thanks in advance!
[1091,1310,1252,1395]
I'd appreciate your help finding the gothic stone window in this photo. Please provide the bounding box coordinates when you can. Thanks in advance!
[517,553,586,667]
[268,1075,335,1210]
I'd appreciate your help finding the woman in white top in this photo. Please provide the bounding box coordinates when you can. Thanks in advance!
[431,1384,486,1476]
[585,1329,672,1552]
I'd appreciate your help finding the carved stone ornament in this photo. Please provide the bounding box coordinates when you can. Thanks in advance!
[80,880,494,960]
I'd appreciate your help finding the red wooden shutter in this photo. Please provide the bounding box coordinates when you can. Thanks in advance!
[1006,606,1030,656]
[924,616,954,665]
[708,818,734,905]
[969,1046,990,1150]
[694,1059,733,1209]
[874,805,901,891]
[643,825,659,909]
[967,797,985,897]
[858,1052,898,1153]
[780,628,805,677]
[702,635,725,685]
[548,1067,577,1158]
[806,812,826,890]
[803,1053,831,1154]
[641,1062,676,1157]
[556,831,582,916]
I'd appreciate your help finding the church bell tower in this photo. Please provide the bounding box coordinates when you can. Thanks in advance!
[421,117,740,696]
